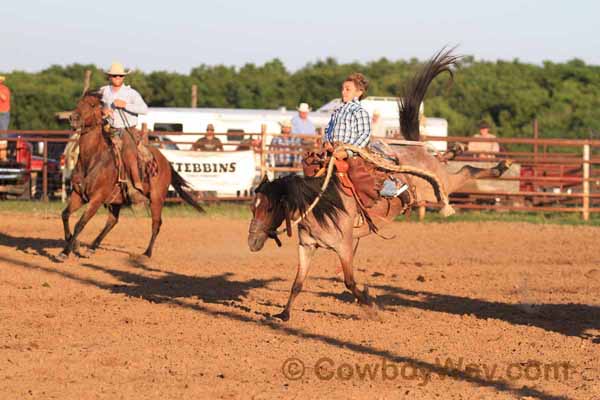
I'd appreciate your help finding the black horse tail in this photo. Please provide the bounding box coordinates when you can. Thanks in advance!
[170,165,206,213]
[399,47,461,141]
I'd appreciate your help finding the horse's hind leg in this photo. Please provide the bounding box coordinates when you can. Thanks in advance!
[447,160,512,193]
[88,204,122,254]
[59,199,103,260]
[143,192,164,258]
[275,241,316,322]
[62,191,85,252]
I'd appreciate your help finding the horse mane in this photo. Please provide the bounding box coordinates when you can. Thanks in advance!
[399,47,461,141]
[83,89,102,99]
[256,174,346,231]
[80,90,103,107]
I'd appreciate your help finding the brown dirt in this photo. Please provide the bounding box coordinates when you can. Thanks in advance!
[1,213,599,399]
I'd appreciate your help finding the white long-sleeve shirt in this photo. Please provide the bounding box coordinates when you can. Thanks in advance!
[100,84,148,128]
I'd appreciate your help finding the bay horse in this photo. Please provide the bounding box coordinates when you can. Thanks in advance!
[60,91,204,260]
[247,49,511,321]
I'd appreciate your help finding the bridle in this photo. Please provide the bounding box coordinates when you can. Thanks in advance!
[73,98,103,135]
[249,156,336,246]
[248,198,291,247]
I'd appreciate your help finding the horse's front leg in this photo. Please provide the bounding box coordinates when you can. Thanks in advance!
[88,204,122,255]
[59,198,103,260]
[62,190,85,252]
[275,238,317,322]
[338,239,373,307]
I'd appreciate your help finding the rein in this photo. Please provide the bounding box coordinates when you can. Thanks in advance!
[273,155,336,236]
[117,108,139,144]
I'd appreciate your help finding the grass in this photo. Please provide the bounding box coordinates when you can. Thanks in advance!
[416,209,600,226]
[0,200,252,220]
[0,200,599,227]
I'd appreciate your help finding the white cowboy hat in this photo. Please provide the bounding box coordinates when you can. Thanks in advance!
[279,119,292,128]
[297,103,310,113]
[105,62,130,76]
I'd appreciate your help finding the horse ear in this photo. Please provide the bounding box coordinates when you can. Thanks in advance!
[260,174,270,185]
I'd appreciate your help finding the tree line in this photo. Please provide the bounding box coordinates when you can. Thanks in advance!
[3,56,600,139]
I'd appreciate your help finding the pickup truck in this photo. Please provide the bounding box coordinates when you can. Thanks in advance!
[0,138,61,199]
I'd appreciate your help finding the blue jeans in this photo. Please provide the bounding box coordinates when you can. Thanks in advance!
[380,178,409,197]
[0,112,9,131]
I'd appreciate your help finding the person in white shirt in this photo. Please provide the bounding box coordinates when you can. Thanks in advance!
[100,62,148,192]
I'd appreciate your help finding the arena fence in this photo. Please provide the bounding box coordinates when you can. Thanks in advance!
[1,127,599,221]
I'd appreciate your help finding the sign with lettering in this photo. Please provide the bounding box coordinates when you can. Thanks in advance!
[159,149,257,194]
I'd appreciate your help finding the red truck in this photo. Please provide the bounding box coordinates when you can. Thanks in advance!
[0,137,61,199]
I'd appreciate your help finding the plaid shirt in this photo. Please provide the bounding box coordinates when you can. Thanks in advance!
[325,98,371,147]
[270,135,303,166]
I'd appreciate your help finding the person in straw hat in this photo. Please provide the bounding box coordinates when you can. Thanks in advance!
[270,119,303,178]
[99,61,148,193]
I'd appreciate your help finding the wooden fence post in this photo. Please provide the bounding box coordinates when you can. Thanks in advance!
[418,204,426,221]
[260,124,267,178]
[82,70,91,95]
[191,85,198,108]
[583,144,590,221]
[42,140,48,202]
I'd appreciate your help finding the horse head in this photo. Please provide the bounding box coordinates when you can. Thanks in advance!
[248,175,291,252]
[70,91,103,130]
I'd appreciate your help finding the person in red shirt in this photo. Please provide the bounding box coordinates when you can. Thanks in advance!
[0,76,10,159]
[0,75,10,131]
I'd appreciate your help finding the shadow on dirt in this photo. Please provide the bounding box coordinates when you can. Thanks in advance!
[0,254,576,400]
[312,276,600,343]
[0,231,64,261]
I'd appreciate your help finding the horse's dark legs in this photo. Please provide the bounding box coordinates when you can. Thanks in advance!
[339,241,373,307]
[447,160,512,193]
[62,191,85,252]
[142,191,164,258]
[59,199,103,259]
[89,204,121,253]
[275,242,316,321]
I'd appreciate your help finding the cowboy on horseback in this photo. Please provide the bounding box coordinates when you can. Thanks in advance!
[100,61,148,194]
[323,72,410,200]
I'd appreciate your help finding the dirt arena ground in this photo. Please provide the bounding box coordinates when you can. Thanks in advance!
[1,212,599,399]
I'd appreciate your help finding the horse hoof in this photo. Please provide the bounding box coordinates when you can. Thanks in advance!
[75,250,90,259]
[57,252,69,262]
[273,311,290,322]
[129,253,150,262]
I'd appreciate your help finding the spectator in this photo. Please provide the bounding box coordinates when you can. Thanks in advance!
[270,120,302,178]
[192,124,224,151]
[0,76,11,159]
[370,109,386,138]
[468,120,499,159]
[291,103,315,135]
[0,76,10,132]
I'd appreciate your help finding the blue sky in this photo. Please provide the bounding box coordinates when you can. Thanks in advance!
[2,0,598,73]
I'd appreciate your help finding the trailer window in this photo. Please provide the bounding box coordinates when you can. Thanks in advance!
[154,123,183,133]
[227,129,245,142]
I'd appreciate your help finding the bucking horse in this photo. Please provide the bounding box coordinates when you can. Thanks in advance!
[247,48,511,321]
[59,91,204,260]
